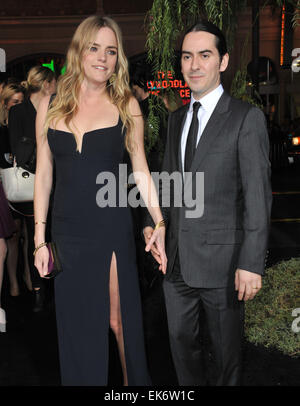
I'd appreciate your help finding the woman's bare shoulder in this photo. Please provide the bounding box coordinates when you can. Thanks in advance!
[128,96,142,116]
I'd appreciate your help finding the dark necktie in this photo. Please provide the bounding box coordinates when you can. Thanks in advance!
[184,101,201,173]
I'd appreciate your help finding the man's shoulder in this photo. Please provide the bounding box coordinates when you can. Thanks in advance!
[227,94,262,116]
[226,94,267,131]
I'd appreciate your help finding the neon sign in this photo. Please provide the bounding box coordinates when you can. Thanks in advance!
[147,70,190,101]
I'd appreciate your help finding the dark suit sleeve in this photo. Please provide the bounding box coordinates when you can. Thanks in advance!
[8,105,22,156]
[237,106,272,275]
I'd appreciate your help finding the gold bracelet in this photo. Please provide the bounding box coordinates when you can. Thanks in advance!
[154,219,165,230]
[33,242,47,256]
[35,221,47,225]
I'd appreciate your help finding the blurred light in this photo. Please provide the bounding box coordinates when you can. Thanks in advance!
[292,57,300,68]
[42,59,66,75]
[292,137,300,145]
[42,59,55,72]
[280,4,285,66]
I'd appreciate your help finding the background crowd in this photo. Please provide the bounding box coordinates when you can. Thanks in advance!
[0,68,56,330]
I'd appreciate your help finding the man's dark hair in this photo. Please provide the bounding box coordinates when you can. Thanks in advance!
[182,20,228,59]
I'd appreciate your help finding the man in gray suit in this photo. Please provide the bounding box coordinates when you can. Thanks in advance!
[144,20,272,386]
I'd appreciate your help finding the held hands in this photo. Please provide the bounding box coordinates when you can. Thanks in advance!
[34,246,49,278]
[143,228,262,298]
[235,268,262,301]
[143,226,167,274]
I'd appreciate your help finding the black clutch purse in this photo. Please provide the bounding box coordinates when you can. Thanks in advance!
[44,242,62,279]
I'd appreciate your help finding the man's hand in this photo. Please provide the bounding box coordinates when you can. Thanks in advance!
[143,226,167,274]
[235,269,262,301]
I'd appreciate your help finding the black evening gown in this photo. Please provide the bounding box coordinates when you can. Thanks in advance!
[47,117,151,386]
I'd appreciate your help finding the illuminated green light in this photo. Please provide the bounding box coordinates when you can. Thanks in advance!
[42,59,66,76]
[42,59,55,72]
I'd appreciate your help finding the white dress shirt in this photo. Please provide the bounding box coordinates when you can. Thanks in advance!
[181,84,224,172]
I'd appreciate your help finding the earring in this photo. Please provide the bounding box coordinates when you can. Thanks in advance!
[109,73,116,85]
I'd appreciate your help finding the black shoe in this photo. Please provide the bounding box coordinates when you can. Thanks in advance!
[33,288,45,313]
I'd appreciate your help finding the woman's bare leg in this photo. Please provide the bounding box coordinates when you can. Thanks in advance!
[109,252,128,386]
[21,220,32,291]
[0,238,7,306]
[6,219,21,296]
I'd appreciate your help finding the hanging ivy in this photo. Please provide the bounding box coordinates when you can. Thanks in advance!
[204,0,257,105]
[144,0,200,155]
[204,0,247,52]
[144,0,250,151]
[144,0,300,150]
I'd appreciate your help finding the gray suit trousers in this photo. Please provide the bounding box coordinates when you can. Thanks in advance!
[163,252,244,386]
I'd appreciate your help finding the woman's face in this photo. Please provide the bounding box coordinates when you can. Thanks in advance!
[43,78,57,96]
[82,26,118,87]
[6,91,24,110]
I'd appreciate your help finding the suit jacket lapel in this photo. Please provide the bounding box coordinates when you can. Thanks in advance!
[189,91,231,175]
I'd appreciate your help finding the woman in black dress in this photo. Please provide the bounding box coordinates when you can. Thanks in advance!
[34,15,167,386]
[8,67,56,309]
[0,82,33,297]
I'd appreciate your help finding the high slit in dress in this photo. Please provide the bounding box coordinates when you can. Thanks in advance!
[47,117,151,386]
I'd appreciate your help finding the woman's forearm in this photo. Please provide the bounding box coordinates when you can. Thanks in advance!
[133,169,163,226]
[34,172,53,246]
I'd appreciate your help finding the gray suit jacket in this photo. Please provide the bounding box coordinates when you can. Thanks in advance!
[146,91,272,288]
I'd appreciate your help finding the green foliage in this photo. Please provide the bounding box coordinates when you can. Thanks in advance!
[146,0,200,76]
[144,95,168,159]
[245,258,300,358]
[230,29,262,108]
[204,0,247,51]
[230,68,262,107]
[144,0,200,155]
[144,0,300,149]
[292,0,300,27]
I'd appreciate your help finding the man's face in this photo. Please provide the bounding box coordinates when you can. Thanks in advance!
[181,31,229,100]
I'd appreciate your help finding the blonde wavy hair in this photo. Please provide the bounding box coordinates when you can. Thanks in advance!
[44,15,135,153]
[21,65,56,95]
[0,82,25,126]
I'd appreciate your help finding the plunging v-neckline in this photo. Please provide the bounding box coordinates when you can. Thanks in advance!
[49,116,120,154]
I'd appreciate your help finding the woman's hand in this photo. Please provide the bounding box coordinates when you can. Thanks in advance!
[34,246,49,278]
[144,226,167,274]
